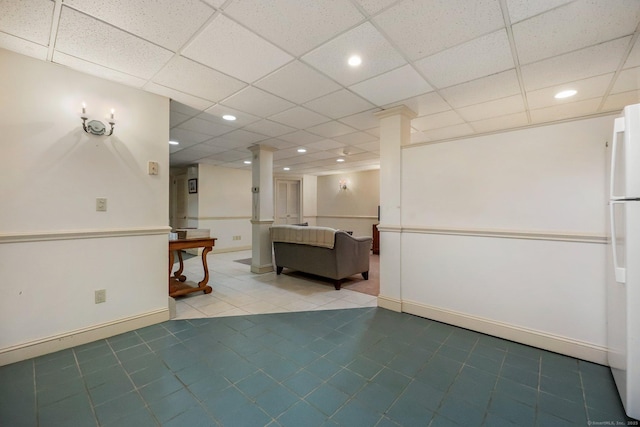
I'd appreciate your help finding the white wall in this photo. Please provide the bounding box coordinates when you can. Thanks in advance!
[316,170,380,237]
[303,175,318,225]
[0,49,170,364]
[196,164,252,252]
[398,115,614,363]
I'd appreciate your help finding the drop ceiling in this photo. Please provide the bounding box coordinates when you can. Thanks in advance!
[2,0,639,175]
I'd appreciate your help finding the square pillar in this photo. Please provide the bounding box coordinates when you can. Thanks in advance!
[374,106,416,311]
[248,144,276,273]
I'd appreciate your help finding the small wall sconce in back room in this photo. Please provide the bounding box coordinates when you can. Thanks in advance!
[339,179,348,190]
[80,102,115,136]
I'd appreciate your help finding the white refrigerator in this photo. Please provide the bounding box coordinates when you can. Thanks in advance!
[608,102,640,420]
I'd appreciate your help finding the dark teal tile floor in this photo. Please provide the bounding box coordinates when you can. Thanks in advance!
[0,308,635,426]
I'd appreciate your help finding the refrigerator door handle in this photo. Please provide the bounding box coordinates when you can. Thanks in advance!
[610,117,625,200]
[610,200,626,283]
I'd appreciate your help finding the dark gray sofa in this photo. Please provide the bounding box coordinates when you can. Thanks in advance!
[270,225,372,290]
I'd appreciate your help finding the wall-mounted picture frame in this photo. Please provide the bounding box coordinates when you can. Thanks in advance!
[188,178,198,194]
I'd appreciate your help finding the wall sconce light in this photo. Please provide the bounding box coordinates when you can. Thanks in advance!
[339,179,348,190]
[80,102,115,136]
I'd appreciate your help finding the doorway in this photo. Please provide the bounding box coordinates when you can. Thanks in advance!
[275,179,302,224]
[170,173,188,229]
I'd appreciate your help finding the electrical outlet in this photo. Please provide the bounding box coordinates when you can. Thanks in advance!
[95,289,106,304]
[148,161,159,175]
[232,235,242,241]
[96,198,107,212]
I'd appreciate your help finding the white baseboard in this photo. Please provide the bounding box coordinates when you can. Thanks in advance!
[402,299,608,365]
[211,245,252,254]
[0,308,170,366]
[377,295,402,312]
[251,264,274,274]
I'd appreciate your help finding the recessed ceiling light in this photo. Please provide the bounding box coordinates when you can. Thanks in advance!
[283,167,290,171]
[169,140,179,145]
[243,160,252,165]
[554,89,577,99]
[222,114,237,121]
[337,158,345,162]
[348,55,362,67]
[297,148,307,153]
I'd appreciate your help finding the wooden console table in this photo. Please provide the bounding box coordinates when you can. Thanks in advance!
[169,237,216,297]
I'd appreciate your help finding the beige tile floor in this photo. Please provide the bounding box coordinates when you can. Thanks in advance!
[172,250,378,320]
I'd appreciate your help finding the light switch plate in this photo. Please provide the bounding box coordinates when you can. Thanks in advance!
[148,161,159,175]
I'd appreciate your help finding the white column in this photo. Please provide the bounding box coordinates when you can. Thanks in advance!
[374,106,416,312]
[248,144,276,273]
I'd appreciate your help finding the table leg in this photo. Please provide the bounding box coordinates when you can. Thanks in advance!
[198,245,213,294]
[172,250,187,282]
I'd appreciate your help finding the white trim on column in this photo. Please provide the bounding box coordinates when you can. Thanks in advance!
[377,295,402,312]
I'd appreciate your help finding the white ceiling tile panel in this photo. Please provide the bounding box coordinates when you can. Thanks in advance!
[469,112,529,133]
[254,61,342,104]
[176,117,235,137]
[202,106,261,127]
[222,87,294,118]
[179,144,228,156]
[529,97,602,123]
[273,147,308,161]
[144,82,214,110]
[205,137,251,150]
[410,131,431,144]
[55,7,174,79]
[302,22,406,86]
[0,0,54,46]
[334,132,378,145]
[506,0,573,24]
[195,158,225,166]
[307,121,358,138]
[374,0,503,60]
[278,131,326,145]
[53,52,148,88]
[170,127,214,145]
[243,119,297,137]
[526,73,613,109]
[521,37,631,91]
[257,138,297,150]
[170,111,190,128]
[353,0,402,15]
[603,90,640,112]
[169,150,209,162]
[63,0,215,51]
[420,123,475,141]
[415,30,514,89]
[170,101,201,116]
[412,110,465,132]
[513,0,640,65]
[624,40,640,69]
[612,68,640,94]
[0,33,48,60]
[224,0,365,56]
[214,129,267,144]
[350,64,432,106]
[338,109,382,130]
[306,139,347,151]
[354,140,380,152]
[202,0,226,8]
[328,145,366,157]
[269,107,330,129]
[304,89,374,119]
[152,56,246,102]
[205,150,248,162]
[456,95,525,122]
[440,70,521,108]
[182,14,293,83]
[387,92,451,117]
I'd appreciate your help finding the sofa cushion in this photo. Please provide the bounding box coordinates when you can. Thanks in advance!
[270,225,337,249]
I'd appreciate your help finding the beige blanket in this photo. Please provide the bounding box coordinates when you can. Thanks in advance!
[270,225,337,249]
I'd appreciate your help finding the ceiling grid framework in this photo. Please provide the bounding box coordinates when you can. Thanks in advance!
[1,0,639,175]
